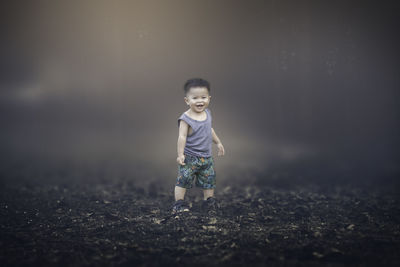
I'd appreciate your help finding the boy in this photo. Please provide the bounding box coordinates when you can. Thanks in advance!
[173,78,225,214]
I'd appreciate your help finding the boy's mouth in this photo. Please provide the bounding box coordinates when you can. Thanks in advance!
[196,104,204,108]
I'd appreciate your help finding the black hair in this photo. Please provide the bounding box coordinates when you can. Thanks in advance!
[183,78,210,96]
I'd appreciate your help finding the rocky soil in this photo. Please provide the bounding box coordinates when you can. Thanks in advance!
[1,178,399,266]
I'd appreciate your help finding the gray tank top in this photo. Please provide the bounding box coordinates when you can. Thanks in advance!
[178,108,212,157]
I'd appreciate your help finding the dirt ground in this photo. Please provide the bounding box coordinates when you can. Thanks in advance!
[1,175,399,267]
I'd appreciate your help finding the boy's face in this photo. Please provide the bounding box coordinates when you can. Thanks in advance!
[184,87,211,113]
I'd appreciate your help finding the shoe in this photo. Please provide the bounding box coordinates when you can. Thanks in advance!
[203,197,218,214]
[172,199,189,214]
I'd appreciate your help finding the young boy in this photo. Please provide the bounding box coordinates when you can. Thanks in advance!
[173,78,225,214]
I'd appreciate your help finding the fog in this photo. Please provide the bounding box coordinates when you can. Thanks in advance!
[1,0,399,186]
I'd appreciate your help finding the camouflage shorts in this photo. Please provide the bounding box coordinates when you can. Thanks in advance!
[176,154,216,189]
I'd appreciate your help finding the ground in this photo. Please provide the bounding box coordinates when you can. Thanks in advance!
[1,176,399,266]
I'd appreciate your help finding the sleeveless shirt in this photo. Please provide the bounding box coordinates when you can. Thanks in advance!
[178,108,212,157]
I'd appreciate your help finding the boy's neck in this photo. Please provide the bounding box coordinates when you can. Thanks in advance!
[186,108,206,118]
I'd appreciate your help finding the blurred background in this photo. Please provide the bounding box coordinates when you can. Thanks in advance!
[0,0,399,188]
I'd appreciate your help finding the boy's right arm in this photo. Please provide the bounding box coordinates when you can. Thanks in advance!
[177,120,189,165]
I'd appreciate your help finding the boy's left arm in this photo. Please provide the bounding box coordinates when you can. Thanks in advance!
[211,128,225,156]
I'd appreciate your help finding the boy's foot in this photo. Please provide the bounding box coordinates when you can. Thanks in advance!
[172,199,190,214]
[203,197,218,215]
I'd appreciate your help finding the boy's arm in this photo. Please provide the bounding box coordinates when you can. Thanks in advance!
[211,128,222,144]
[177,120,189,156]
[212,128,225,156]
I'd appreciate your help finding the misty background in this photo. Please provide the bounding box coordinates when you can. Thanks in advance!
[1,0,399,187]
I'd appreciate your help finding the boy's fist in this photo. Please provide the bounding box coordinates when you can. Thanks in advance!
[177,155,185,165]
[217,143,225,156]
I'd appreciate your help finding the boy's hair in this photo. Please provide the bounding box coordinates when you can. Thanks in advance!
[183,78,210,96]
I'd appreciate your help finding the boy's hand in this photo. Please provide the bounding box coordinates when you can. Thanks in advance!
[177,155,185,165]
[217,143,225,156]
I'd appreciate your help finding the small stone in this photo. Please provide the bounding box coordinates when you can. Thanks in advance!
[313,252,324,258]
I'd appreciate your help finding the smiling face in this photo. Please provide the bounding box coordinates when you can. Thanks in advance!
[184,87,211,113]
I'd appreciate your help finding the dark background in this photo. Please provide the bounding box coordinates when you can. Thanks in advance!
[1,0,399,188]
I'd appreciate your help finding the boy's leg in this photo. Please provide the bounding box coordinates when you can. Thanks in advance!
[197,157,216,200]
[203,188,214,200]
[203,188,217,214]
[175,186,186,201]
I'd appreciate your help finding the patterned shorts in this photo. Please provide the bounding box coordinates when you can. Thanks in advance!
[176,154,216,189]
